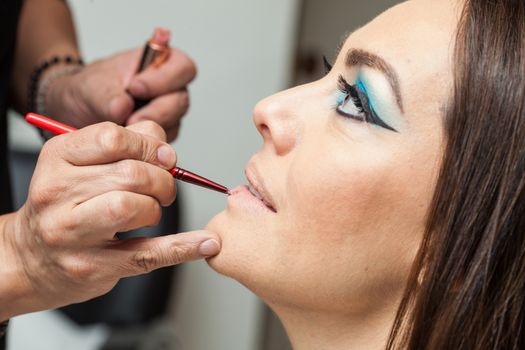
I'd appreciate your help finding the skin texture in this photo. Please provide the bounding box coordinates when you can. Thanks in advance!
[207,0,460,348]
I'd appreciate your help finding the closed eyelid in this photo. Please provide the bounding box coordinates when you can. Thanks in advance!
[345,49,404,112]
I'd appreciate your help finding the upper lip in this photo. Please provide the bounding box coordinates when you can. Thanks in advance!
[245,163,277,212]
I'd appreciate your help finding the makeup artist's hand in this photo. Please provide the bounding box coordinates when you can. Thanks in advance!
[0,121,219,319]
[46,47,196,141]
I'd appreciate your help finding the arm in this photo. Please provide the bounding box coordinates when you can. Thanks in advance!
[10,0,80,114]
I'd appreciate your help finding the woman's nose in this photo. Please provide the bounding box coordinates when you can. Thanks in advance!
[252,90,299,156]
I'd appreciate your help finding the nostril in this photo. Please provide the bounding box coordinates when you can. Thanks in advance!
[259,124,271,140]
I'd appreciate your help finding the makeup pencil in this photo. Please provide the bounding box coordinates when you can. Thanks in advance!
[133,27,171,110]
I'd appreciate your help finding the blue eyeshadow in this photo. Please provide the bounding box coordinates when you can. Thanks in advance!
[356,77,377,113]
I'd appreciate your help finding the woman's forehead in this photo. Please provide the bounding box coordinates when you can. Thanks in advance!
[339,0,458,70]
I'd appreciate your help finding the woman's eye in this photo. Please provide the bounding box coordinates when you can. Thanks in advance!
[335,75,397,132]
[336,91,367,122]
[335,75,369,122]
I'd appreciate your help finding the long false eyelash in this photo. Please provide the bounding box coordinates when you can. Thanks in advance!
[323,56,333,75]
[337,75,365,115]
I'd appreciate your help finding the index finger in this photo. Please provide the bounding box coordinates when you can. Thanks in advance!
[54,121,176,169]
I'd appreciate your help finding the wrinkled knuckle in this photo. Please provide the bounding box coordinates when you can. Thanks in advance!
[169,244,191,264]
[41,227,65,248]
[60,257,96,282]
[30,181,65,208]
[97,122,124,155]
[39,217,75,247]
[132,249,159,273]
[106,192,131,222]
[61,214,79,232]
[29,188,52,208]
[144,144,161,165]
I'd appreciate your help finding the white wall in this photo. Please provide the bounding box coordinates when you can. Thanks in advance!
[10,1,300,349]
[299,0,401,62]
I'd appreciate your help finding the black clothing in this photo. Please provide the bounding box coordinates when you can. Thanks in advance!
[0,0,22,215]
[0,1,23,349]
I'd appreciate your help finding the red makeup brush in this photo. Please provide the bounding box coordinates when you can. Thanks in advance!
[26,113,229,195]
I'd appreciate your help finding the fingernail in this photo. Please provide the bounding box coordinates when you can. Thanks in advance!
[129,80,147,97]
[157,145,176,168]
[199,239,220,257]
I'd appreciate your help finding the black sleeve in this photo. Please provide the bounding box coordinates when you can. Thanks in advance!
[0,330,6,350]
[0,319,7,350]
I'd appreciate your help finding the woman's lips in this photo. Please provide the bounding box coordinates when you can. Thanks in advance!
[244,165,277,212]
[229,185,277,213]
[247,183,277,212]
[227,162,277,213]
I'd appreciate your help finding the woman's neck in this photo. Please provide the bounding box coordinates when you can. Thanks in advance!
[272,301,398,350]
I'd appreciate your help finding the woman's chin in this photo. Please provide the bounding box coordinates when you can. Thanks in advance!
[204,210,243,277]
[204,209,271,291]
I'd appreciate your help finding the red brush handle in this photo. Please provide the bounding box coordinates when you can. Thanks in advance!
[26,113,76,134]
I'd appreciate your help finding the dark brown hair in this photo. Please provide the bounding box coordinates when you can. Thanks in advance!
[388,0,525,349]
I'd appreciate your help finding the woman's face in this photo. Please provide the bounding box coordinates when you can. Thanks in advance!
[207,0,458,314]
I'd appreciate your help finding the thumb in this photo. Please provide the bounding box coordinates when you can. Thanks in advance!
[81,74,134,125]
[127,48,197,99]
[107,93,134,125]
[108,230,221,277]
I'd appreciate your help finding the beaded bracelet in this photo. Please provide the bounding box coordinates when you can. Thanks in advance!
[0,319,8,339]
[35,65,83,117]
[27,55,84,114]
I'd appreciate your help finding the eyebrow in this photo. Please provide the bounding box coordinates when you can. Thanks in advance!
[345,49,404,112]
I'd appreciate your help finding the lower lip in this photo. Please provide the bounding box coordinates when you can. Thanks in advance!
[228,185,276,214]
